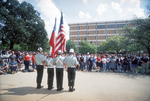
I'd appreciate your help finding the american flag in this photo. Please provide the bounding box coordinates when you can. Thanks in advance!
[55,12,66,55]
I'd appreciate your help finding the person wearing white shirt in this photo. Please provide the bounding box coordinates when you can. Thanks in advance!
[102,56,107,72]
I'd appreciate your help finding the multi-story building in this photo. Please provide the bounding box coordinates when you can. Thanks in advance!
[68,20,136,49]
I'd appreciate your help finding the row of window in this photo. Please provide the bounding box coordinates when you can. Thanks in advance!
[71,23,130,30]
[75,41,102,45]
[72,30,123,35]
[75,36,109,40]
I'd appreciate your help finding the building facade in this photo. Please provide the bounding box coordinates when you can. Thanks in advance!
[68,20,136,49]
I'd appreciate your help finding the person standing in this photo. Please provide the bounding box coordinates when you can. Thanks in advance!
[86,52,90,71]
[32,52,36,71]
[16,52,23,71]
[34,47,45,89]
[88,54,94,72]
[106,55,110,71]
[1,51,9,64]
[54,50,65,91]
[9,51,16,64]
[96,54,101,72]
[141,54,149,75]
[132,55,138,73]
[123,56,129,72]
[64,49,78,92]
[24,52,30,71]
[45,53,54,90]
[80,54,84,71]
[110,56,117,72]
[116,55,122,72]
[102,56,107,72]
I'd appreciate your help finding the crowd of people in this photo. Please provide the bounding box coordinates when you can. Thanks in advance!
[0,50,149,75]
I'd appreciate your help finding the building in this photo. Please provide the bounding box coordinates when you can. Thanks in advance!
[68,20,136,49]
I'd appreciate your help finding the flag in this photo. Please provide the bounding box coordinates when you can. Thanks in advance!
[49,18,56,58]
[55,12,66,55]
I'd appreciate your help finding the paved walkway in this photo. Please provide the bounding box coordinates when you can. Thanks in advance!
[0,69,150,101]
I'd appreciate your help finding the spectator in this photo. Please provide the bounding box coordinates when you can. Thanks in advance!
[106,55,110,71]
[10,58,17,74]
[96,54,101,72]
[110,56,117,72]
[1,51,9,64]
[32,52,36,71]
[123,56,129,72]
[86,52,90,71]
[24,52,30,70]
[128,56,133,72]
[0,59,8,74]
[80,54,84,71]
[17,52,24,71]
[9,51,16,63]
[102,56,107,72]
[132,55,138,73]
[141,54,149,75]
[88,54,94,72]
[116,55,122,72]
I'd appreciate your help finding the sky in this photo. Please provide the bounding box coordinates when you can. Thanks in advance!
[18,0,149,40]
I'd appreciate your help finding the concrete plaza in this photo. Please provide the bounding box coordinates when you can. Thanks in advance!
[0,69,150,101]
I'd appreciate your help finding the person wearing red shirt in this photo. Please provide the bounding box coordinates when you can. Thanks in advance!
[96,54,101,72]
[32,52,36,71]
[24,52,30,70]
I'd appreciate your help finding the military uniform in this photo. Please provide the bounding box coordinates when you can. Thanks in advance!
[34,47,45,89]
[64,49,78,92]
[45,56,54,90]
[54,51,65,91]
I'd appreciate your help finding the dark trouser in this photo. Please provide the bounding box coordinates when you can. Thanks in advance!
[24,61,30,70]
[36,65,44,87]
[56,68,63,90]
[89,64,92,71]
[68,68,76,88]
[47,68,54,89]
[10,66,17,71]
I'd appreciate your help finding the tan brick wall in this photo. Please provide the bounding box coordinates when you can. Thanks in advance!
[89,36,95,40]
[80,36,85,40]
[89,26,95,29]
[108,30,114,34]
[89,31,95,34]
[80,26,86,30]
[80,31,86,35]
[71,26,76,30]
[128,23,135,27]
[98,36,105,40]
[98,30,104,34]
[70,32,77,35]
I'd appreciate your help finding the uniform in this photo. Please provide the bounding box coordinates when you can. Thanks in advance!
[64,49,78,92]
[45,57,54,90]
[54,53,65,91]
[34,48,45,89]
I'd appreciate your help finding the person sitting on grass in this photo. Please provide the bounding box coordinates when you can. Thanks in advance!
[0,59,8,75]
[10,58,17,74]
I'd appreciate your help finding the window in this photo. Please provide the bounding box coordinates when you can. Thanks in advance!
[76,32,78,35]
[95,36,96,39]
[70,27,71,30]
[104,30,107,34]
[114,30,116,34]
[95,25,97,29]
[86,26,89,29]
[107,24,116,28]
[95,31,97,34]
[97,30,98,34]
[105,36,106,39]
[97,25,106,29]
[117,24,126,28]
[97,36,99,39]
[78,31,80,35]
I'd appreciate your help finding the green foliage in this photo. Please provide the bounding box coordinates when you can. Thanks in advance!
[97,35,130,53]
[66,39,78,53]
[0,0,49,51]
[80,40,97,54]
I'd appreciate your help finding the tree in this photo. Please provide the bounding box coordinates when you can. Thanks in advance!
[124,18,150,58]
[66,39,78,53]
[80,40,97,54]
[97,35,130,54]
[0,0,49,51]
